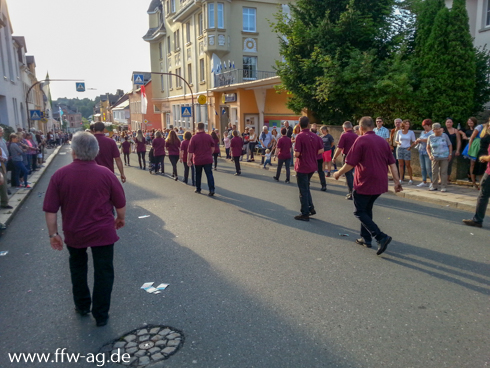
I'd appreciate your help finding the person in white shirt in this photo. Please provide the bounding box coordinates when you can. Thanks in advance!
[395,119,416,184]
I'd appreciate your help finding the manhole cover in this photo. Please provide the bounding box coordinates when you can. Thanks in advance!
[99,325,184,366]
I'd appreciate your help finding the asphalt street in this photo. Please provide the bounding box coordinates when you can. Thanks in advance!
[0,146,489,368]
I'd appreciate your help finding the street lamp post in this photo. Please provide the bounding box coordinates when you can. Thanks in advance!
[133,71,195,131]
[25,78,84,131]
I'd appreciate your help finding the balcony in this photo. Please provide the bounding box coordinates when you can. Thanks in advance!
[214,69,276,88]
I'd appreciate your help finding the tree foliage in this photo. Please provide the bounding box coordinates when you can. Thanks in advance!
[52,97,99,119]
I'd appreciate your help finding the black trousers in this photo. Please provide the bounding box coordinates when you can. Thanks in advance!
[169,155,179,177]
[233,156,241,174]
[296,172,314,215]
[137,151,146,169]
[473,172,490,223]
[195,163,215,192]
[154,155,165,173]
[275,158,290,181]
[212,153,219,168]
[343,155,354,193]
[183,162,195,185]
[123,152,130,165]
[317,158,326,187]
[353,191,386,243]
[67,244,114,321]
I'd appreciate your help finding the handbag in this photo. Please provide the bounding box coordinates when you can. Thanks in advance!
[468,138,481,158]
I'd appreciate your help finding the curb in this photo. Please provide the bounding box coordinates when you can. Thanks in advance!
[218,154,479,214]
[0,145,63,226]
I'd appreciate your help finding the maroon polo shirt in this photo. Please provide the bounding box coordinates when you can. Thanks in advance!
[188,131,214,166]
[94,134,120,173]
[43,160,126,248]
[214,139,220,154]
[345,131,396,195]
[121,141,130,154]
[294,129,323,174]
[152,137,166,156]
[181,140,190,163]
[230,136,243,157]
[166,139,181,156]
[276,136,292,160]
[337,130,358,155]
[136,138,146,153]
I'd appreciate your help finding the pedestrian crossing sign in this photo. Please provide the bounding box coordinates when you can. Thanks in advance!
[181,106,192,117]
[133,74,145,85]
[30,110,42,120]
[76,83,85,92]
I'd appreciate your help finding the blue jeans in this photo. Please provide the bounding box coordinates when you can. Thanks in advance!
[263,158,271,168]
[14,161,29,187]
[296,172,314,215]
[419,152,432,182]
[275,158,291,181]
[195,163,215,192]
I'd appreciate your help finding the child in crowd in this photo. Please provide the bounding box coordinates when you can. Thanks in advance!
[262,149,272,169]
[224,132,231,159]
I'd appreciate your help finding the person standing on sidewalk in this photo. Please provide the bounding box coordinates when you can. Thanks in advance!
[211,131,220,170]
[43,132,126,327]
[294,116,324,221]
[0,128,12,208]
[333,121,358,200]
[188,123,215,196]
[334,116,402,255]
[414,119,433,187]
[273,127,292,183]
[463,147,490,228]
[8,134,31,189]
[389,118,402,178]
[395,120,416,185]
[93,122,126,183]
[230,131,243,176]
[260,126,273,165]
[374,117,390,142]
[427,123,452,192]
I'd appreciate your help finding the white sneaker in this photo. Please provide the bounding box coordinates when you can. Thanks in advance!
[429,185,437,191]
[417,182,428,187]
[408,180,413,185]
[399,180,404,184]
[441,188,447,192]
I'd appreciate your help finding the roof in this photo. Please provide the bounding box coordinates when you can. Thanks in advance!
[26,55,35,66]
[147,0,161,13]
[12,36,27,51]
[111,100,130,110]
[143,23,166,42]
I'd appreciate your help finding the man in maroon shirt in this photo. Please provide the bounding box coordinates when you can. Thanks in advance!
[333,121,358,200]
[230,130,243,176]
[334,116,402,255]
[294,116,324,221]
[93,122,126,183]
[43,132,126,326]
[188,122,215,196]
[273,127,292,183]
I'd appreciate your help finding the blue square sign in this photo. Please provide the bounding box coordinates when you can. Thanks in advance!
[76,82,85,92]
[133,74,145,85]
[30,110,42,120]
[181,106,192,117]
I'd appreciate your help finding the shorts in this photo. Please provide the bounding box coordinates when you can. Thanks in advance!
[322,150,332,162]
[397,147,411,161]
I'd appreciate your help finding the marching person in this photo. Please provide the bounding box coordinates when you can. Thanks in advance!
[273,127,292,183]
[334,116,402,255]
[166,130,181,180]
[93,122,126,183]
[180,131,195,186]
[121,136,131,166]
[293,116,324,221]
[188,123,216,196]
[152,131,166,175]
[135,130,147,170]
[230,130,243,176]
[43,132,126,327]
[332,121,358,200]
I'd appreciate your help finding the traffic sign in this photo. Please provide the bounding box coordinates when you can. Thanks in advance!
[76,83,85,92]
[30,110,42,120]
[198,95,207,105]
[181,106,192,117]
[133,74,145,85]
[144,119,149,124]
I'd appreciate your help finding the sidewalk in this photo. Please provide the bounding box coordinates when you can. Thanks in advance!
[0,145,62,226]
[220,148,481,213]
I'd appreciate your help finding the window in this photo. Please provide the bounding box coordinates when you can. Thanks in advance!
[198,13,203,35]
[186,22,191,43]
[159,42,163,59]
[169,71,173,88]
[187,64,192,84]
[208,3,215,28]
[487,0,490,26]
[171,0,175,13]
[167,36,171,54]
[166,0,170,15]
[218,3,224,29]
[161,74,165,91]
[243,7,256,32]
[174,29,180,50]
[176,67,182,88]
[243,56,257,79]
[199,59,205,82]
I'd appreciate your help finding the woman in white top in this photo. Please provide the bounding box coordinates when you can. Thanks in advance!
[395,119,416,184]
[247,128,258,162]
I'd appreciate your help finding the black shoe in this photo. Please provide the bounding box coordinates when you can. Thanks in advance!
[195,189,201,193]
[321,186,327,191]
[273,176,278,181]
[234,172,241,176]
[294,214,310,221]
[377,236,392,255]
[208,191,215,196]
[345,193,353,200]
[96,318,108,327]
[309,209,316,216]
[285,180,290,184]
[326,172,331,177]
[355,238,372,248]
[174,176,178,181]
[462,219,482,228]
[75,307,90,316]
[1,205,13,209]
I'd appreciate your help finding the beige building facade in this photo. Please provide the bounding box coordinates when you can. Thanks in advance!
[144,0,290,132]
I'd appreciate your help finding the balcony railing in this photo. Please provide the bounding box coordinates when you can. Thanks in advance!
[214,69,276,88]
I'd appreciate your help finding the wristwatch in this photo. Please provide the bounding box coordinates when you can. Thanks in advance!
[49,232,59,238]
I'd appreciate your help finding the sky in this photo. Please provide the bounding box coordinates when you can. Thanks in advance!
[8,0,152,100]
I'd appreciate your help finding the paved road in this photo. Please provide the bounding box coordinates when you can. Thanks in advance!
[0,147,489,368]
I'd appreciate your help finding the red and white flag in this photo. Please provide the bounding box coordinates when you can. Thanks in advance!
[141,85,148,114]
